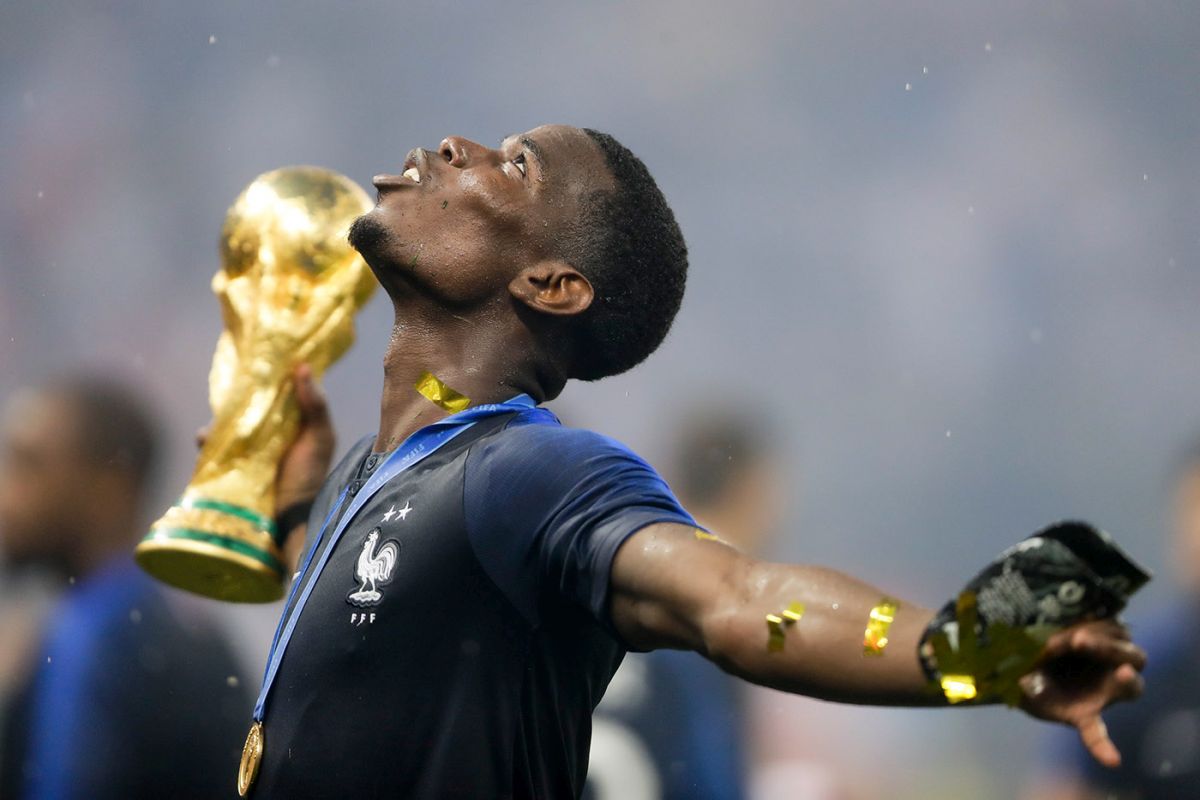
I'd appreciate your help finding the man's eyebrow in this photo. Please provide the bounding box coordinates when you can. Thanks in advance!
[518,136,546,169]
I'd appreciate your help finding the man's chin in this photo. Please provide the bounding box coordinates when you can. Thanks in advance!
[348,212,386,258]
[347,211,422,295]
[348,212,401,273]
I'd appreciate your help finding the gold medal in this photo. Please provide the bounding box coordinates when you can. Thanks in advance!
[238,720,264,797]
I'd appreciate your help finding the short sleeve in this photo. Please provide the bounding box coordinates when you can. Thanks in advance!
[464,422,696,628]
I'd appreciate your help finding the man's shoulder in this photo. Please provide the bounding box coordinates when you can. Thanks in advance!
[480,418,649,469]
[464,417,688,531]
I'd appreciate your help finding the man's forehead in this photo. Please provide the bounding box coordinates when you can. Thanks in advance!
[503,124,612,190]
[502,124,582,149]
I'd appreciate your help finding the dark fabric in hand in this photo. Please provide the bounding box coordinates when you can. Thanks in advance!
[920,521,1150,682]
[1037,522,1151,602]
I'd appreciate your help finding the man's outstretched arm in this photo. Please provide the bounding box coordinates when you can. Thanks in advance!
[611,523,936,704]
[609,522,1146,765]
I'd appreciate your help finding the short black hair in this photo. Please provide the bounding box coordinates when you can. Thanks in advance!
[563,129,688,381]
[49,376,161,493]
[673,409,770,508]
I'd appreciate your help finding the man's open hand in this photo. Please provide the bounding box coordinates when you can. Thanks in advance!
[1018,619,1146,768]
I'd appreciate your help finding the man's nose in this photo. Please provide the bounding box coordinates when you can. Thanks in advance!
[438,136,493,168]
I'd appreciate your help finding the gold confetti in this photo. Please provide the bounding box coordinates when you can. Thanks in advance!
[863,598,900,656]
[415,371,470,412]
[940,675,978,703]
[694,529,729,545]
[766,601,806,652]
[926,590,1054,705]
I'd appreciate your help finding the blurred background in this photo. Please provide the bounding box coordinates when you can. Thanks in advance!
[1,1,1197,798]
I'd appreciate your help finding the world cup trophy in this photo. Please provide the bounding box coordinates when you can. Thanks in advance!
[135,166,375,602]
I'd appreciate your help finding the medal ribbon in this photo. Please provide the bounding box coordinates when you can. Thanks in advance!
[252,394,553,722]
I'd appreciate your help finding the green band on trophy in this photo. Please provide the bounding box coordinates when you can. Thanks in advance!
[149,528,285,573]
[178,497,278,536]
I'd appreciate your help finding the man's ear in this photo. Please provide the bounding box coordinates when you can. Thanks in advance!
[508,260,594,317]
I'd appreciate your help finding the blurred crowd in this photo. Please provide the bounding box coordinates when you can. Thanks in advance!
[2,1,1198,797]
[0,377,248,798]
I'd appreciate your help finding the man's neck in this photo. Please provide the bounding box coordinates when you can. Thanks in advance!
[374,306,552,453]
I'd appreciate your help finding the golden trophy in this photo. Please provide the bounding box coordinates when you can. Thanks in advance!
[135,166,375,602]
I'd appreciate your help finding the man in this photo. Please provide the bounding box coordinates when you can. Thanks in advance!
[1030,443,1200,799]
[252,125,1146,799]
[0,377,251,799]
[586,409,784,799]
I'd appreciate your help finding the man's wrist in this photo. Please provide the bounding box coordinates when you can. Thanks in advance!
[918,521,1148,707]
[275,498,315,542]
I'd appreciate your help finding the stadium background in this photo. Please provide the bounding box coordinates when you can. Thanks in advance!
[1,1,1197,797]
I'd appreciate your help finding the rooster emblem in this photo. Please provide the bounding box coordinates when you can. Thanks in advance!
[347,530,400,607]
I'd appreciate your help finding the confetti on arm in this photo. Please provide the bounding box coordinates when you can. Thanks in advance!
[862,598,900,656]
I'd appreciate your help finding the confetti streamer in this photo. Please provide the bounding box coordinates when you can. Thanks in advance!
[925,590,1054,705]
[694,530,729,545]
[415,371,470,412]
[766,601,806,652]
[862,598,900,656]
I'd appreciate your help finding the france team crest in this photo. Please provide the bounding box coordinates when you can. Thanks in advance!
[347,530,400,607]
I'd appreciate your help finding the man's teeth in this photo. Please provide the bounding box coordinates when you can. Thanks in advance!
[402,167,421,183]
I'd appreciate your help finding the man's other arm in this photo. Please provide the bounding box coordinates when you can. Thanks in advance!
[610,523,1145,766]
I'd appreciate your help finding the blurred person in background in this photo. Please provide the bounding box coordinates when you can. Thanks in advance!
[586,409,786,800]
[0,376,251,799]
[1029,442,1200,800]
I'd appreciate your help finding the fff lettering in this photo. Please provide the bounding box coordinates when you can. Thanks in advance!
[350,612,377,626]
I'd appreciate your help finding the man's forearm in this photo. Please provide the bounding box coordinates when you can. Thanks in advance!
[612,525,945,706]
[699,558,943,706]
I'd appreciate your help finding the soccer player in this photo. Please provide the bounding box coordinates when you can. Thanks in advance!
[0,377,251,799]
[247,125,1147,799]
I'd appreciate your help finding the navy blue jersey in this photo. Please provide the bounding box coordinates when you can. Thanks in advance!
[254,411,696,799]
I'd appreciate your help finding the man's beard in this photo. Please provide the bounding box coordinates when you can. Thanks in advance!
[348,213,423,303]
[347,212,399,275]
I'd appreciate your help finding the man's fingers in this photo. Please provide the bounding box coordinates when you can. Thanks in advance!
[1078,618,1132,640]
[1077,714,1121,768]
[1106,621,1133,641]
[293,364,330,426]
[1044,618,1130,651]
[1044,626,1147,670]
[1113,663,1145,702]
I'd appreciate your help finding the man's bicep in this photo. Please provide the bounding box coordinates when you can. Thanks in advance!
[609,522,751,652]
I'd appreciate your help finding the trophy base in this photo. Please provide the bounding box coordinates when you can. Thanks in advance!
[136,497,286,603]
